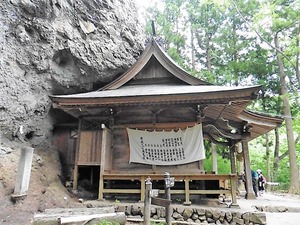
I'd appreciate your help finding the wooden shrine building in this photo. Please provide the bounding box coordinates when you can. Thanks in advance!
[50,38,283,205]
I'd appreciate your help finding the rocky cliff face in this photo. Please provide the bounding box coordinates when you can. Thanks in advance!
[0,0,144,146]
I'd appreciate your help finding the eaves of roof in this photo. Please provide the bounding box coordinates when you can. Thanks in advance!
[240,109,283,127]
[238,110,283,141]
[50,84,261,106]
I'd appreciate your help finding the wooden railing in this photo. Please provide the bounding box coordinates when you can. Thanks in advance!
[98,173,238,206]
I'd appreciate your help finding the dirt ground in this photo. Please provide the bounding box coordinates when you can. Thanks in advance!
[0,145,85,225]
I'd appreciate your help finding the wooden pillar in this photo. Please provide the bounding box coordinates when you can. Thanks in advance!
[73,119,82,191]
[229,143,236,174]
[211,143,218,174]
[143,178,152,225]
[99,125,110,199]
[141,176,146,202]
[230,175,238,206]
[236,142,245,193]
[242,141,256,199]
[183,178,191,205]
[236,142,244,173]
[229,143,239,207]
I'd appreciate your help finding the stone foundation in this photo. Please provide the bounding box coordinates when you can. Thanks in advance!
[113,204,267,225]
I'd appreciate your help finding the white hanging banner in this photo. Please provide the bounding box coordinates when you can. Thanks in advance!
[127,124,205,165]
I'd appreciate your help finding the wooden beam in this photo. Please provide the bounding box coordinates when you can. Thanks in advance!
[204,124,243,139]
[204,133,230,146]
[113,122,200,130]
[102,173,237,180]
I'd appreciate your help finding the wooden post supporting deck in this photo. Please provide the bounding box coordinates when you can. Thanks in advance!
[99,126,111,200]
[230,174,238,206]
[183,178,191,205]
[143,178,151,225]
[73,119,82,191]
[141,176,146,202]
[229,142,239,207]
[212,143,218,173]
[230,143,237,174]
[98,138,105,199]
[242,141,256,199]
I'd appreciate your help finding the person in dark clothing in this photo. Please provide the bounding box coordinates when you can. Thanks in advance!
[251,169,258,197]
[242,169,258,198]
[257,169,266,196]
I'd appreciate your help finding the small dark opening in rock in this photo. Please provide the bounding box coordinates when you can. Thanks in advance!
[55,2,61,9]
[25,131,34,139]
[52,50,72,67]
[24,26,34,35]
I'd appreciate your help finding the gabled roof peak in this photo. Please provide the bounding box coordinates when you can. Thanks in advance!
[99,38,211,91]
[144,36,166,49]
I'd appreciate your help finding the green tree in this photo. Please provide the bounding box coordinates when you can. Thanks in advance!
[186,0,225,82]
[146,0,187,67]
[263,0,299,193]
[144,0,300,192]
[231,0,299,193]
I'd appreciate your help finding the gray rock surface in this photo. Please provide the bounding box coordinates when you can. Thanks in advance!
[0,0,144,146]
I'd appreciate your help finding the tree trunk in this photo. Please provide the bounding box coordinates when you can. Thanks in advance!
[275,33,299,194]
[262,93,271,190]
[265,133,271,192]
[232,22,239,86]
[295,23,300,107]
[206,35,211,71]
[296,23,300,86]
[273,127,280,180]
[190,28,195,70]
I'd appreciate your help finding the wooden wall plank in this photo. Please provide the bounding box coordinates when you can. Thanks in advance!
[77,131,102,165]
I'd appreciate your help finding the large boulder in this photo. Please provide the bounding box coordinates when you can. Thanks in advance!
[0,0,144,146]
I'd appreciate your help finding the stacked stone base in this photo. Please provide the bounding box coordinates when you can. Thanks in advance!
[113,204,266,225]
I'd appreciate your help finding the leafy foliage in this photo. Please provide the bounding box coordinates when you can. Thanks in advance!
[204,155,231,174]
[144,0,300,191]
